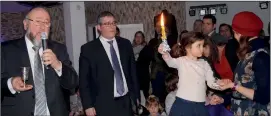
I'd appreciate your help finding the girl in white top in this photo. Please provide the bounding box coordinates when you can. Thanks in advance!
[158,32,228,116]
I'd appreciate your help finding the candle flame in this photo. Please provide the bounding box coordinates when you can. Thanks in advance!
[161,13,164,26]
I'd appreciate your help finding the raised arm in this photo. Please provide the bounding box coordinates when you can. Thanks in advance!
[158,44,179,69]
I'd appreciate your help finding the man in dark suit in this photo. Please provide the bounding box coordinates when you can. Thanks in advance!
[79,11,140,116]
[202,14,217,37]
[1,7,78,116]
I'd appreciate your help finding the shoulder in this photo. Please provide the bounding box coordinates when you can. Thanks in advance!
[199,58,212,68]
[48,40,66,49]
[198,58,207,63]
[81,39,100,50]
[116,36,132,45]
[253,50,270,68]
[226,39,239,46]
[1,38,23,48]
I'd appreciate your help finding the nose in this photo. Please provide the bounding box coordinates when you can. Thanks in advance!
[39,25,46,31]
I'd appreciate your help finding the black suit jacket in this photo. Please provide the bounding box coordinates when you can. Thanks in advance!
[79,37,140,114]
[1,38,79,116]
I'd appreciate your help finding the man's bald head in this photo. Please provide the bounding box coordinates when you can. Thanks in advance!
[25,7,50,21]
[23,7,51,44]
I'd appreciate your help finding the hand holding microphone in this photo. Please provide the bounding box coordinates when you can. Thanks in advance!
[41,32,49,69]
[41,32,62,70]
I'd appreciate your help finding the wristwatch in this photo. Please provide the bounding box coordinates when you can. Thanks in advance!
[232,83,238,91]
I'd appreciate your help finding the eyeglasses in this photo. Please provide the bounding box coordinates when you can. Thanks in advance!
[26,18,51,27]
[100,21,117,27]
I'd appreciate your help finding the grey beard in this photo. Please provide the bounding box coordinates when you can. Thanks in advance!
[26,29,41,47]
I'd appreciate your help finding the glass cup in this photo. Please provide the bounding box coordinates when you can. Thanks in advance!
[21,67,30,88]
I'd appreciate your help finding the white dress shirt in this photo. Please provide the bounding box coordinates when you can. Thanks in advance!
[208,30,215,37]
[99,36,129,97]
[164,55,221,102]
[7,36,63,115]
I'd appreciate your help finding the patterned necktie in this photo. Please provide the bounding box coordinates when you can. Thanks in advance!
[107,41,125,95]
[32,46,47,115]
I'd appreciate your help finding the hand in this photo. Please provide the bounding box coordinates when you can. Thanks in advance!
[158,44,167,55]
[85,107,96,116]
[11,77,33,92]
[42,49,61,70]
[69,111,75,116]
[218,79,234,90]
[209,95,224,105]
[217,79,230,86]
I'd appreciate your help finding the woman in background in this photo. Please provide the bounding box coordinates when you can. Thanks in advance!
[134,31,149,100]
[212,34,234,81]
[219,23,239,73]
[219,23,234,40]
[133,31,146,61]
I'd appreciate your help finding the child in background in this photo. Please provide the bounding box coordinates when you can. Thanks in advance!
[158,32,228,116]
[203,37,233,116]
[202,36,224,105]
[146,95,166,116]
[165,74,179,114]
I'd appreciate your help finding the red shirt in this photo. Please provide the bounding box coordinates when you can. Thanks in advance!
[213,49,234,81]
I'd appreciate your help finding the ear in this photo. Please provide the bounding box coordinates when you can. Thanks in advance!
[97,24,101,31]
[23,19,28,30]
[96,24,100,30]
[185,46,190,52]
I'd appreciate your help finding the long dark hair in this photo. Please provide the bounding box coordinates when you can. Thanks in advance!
[237,36,253,60]
[171,31,206,57]
[171,30,189,58]
[204,37,219,63]
[132,31,146,47]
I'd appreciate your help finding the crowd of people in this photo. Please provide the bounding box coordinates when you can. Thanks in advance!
[1,6,270,116]
[134,11,270,116]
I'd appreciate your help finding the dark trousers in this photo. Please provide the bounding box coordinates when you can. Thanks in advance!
[151,71,167,104]
[169,97,210,116]
[96,94,133,116]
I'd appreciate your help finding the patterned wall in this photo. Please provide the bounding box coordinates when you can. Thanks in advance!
[85,1,186,42]
[46,6,65,44]
[1,5,65,43]
[1,12,27,42]
[1,2,186,43]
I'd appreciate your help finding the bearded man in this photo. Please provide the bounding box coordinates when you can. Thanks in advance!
[1,7,78,116]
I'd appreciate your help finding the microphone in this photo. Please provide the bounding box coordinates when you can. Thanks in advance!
[41,32,49,69]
